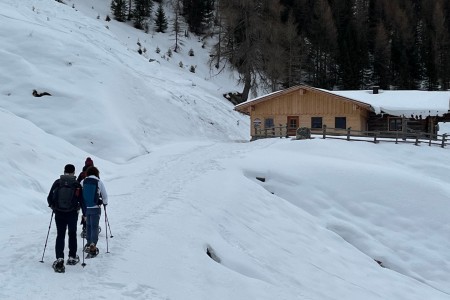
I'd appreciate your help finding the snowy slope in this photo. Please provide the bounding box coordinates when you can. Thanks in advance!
[0,0,248,162]
[1,1,450,300]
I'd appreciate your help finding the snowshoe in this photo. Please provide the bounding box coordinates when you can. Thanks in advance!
[52,258,65,273]
[86,244,99,259]
[86,248,99,259]
[67,255,80,265]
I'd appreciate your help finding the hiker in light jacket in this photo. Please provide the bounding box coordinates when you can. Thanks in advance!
[81,166,108,255]
[78,157,94,237]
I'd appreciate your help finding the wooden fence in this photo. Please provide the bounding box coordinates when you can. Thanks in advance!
[253,125,450,148]
[253,125,288,140]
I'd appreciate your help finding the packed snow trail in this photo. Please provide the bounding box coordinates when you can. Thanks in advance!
[0,140,278,299]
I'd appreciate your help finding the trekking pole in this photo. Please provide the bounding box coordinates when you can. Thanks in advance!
[81,216,86,267]
[104,206,109,253]
[39,211,54,263]
[104,206,113,238]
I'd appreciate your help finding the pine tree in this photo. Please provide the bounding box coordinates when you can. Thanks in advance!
[431,0,450,90]
[372,22,391,89]
[154,2,168,32]
[279,11,306,88]
[132,0,153,29]
[332,0,370,89]
[388,1,421,89]
[304,0,338,89]
[182,0,215,35]
[110,0,128,22]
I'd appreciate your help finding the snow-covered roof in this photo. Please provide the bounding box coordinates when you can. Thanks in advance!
[236,86,450,117]
[327,89,450,117]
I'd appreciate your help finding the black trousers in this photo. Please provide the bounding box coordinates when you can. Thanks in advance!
[54,211,79,259]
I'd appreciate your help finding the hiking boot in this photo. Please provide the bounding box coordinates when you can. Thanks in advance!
[67,255,80,265]
[52,258,65,273]
[84,243,90,253]
[89,243,97,254]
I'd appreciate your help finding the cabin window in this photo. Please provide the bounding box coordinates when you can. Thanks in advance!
[311,117,322,129]
[288,117,298,129]
[335,117,346,129]
[264,118,274,128]
[389,118,402,131]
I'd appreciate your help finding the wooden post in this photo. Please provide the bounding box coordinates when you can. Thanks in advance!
[347,127,351,141]
[374,132,378,144]
[442,133,447,148]
[322,125,327,139]
[402,116,407,140]
[285,124,289,138]
[429,118,433,146]
[415,133,419,146]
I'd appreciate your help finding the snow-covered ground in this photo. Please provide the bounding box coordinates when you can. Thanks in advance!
[1,1,450,299]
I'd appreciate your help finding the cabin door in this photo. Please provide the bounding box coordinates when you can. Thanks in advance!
[287,116,299,136]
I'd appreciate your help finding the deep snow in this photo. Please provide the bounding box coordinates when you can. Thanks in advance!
[1,1,450,299]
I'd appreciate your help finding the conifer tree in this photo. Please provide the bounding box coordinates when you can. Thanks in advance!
[182,0,215,35]
[331,0,370,89]
[305,0,338,89]
[132,0,153,29]
[279,11,306,88]
[154,2,168,32]
[110,0,128,22]
[372,22,391,89]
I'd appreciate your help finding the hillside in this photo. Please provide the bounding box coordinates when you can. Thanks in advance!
[1,1,450,300]
[0,0,248,162]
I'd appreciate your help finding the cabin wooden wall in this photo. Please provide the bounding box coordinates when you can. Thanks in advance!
[367,112,436,133]
[250,89,369,135]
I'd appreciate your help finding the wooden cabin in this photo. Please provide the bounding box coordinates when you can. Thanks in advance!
[235,86,373,138]
[234,85,450,140]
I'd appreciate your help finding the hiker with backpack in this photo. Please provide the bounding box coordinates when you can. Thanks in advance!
[77,157,94,183]
[81,166,108,258]
[77,157,96,238]
[47,164,85,273]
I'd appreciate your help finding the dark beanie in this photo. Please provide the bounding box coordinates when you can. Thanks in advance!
[85,157,94,167]
[64,164,75,174]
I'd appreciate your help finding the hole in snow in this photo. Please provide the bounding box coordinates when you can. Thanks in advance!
[206,245,221,263]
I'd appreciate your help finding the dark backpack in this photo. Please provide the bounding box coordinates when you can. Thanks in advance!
[52,175,80,212]
[77,171,87,183]
[83,177,101,207]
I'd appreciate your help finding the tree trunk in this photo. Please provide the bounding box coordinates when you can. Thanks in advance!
[241,73,251,101]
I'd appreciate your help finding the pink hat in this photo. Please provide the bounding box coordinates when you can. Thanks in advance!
[85,157,94,167]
